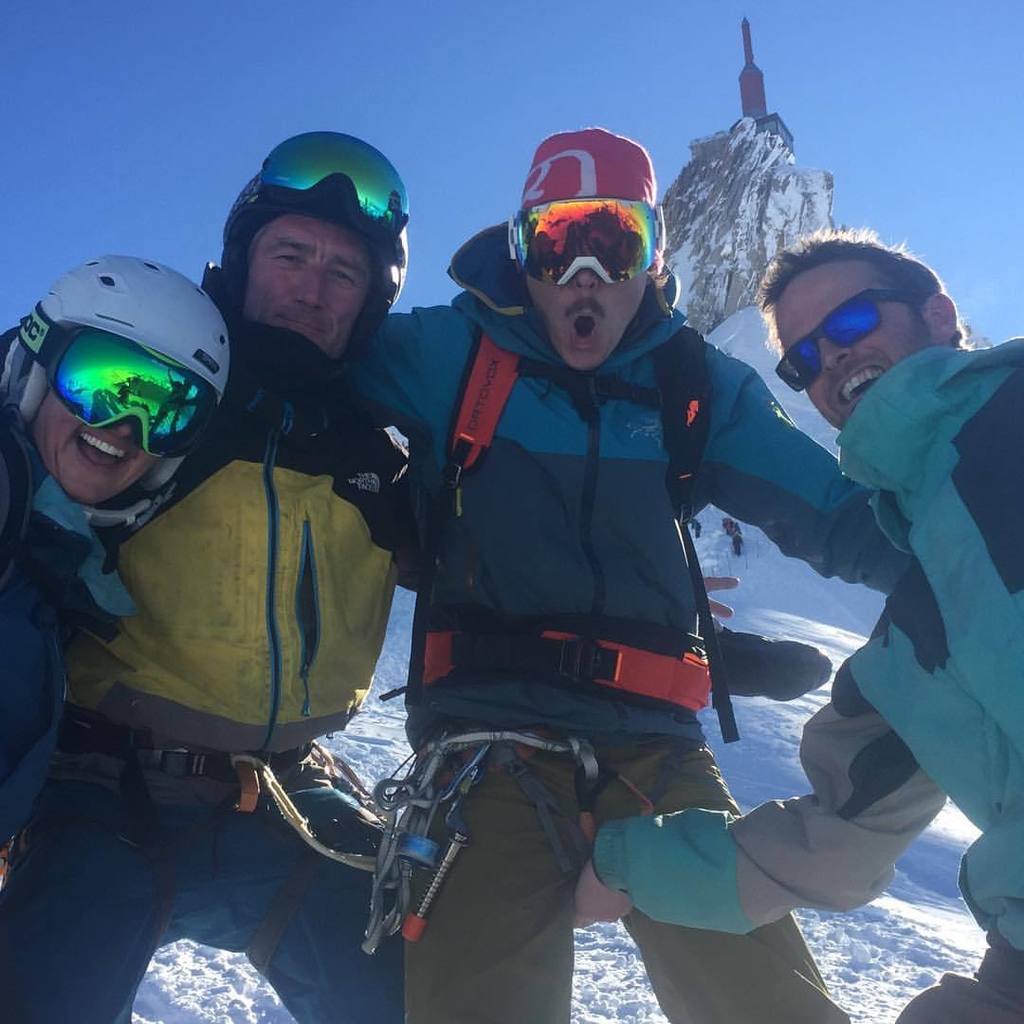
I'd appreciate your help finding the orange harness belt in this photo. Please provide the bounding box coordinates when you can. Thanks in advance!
[423,629,710,712]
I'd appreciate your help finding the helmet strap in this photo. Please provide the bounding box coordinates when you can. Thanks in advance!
[84,496,154,530]
[1,343,48,423]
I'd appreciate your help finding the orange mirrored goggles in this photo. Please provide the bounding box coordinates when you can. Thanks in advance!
[509,198,663,285]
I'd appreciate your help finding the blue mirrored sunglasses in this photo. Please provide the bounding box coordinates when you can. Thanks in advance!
[774,288,917,391]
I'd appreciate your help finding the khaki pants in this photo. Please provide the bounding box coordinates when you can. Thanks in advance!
[896,931,1024,1023]
[405,740,849,1024]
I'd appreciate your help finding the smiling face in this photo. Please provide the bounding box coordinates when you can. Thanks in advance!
[31,391,158,504]
[526,266,648,371]
[242,213,372,359]
[773,259,956,428]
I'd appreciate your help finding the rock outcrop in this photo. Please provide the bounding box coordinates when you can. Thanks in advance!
[663,118,834,334]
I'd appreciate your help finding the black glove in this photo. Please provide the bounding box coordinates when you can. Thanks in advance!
[718,627,832,701]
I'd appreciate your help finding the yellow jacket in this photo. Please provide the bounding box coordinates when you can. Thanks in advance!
[69,381,411,753]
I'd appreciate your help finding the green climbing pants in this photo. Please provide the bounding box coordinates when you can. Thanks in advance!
[404,740,849,1024]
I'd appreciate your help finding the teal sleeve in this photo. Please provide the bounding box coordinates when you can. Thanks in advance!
[348,306,477,464]
[701,347,906,593]
[594,808,755,934]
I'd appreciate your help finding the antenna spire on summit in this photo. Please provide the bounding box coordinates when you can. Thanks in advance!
[733,19,792,151]
[739,18,767,118]
[741,16,755,66]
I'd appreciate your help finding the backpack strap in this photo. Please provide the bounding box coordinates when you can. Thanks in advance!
[652,327,739,742]
[444,333,520,485]
[404,333,520,706]
[652,326,711,522]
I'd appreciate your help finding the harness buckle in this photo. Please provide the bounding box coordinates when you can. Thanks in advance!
[557,637,620,683]
[441,461,463,489]
[156,749,201,778]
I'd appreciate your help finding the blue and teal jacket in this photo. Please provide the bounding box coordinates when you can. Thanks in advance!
[0,411,133,840]
[844,341,1024,949]
[350,226,904,745]
[593,341,1024,954]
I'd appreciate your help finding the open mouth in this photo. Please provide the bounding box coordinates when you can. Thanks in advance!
[840,367,885,403]
[573,315,596,338]
[78,430,127,462]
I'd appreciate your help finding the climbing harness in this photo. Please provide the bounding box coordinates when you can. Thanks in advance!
[230,754,377,872]
[362,728,656,954]
[55,706,379,872]
[363,729,588,953]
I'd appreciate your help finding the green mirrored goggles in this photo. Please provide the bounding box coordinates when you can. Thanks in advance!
[52,328,218,457]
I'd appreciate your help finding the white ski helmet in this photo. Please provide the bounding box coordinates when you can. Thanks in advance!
[2,255,230,523]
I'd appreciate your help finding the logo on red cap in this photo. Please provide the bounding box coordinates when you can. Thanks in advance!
[522,148,598,205]
[520,128,657,209]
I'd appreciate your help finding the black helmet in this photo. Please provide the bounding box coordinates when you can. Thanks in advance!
[219,131,409,352]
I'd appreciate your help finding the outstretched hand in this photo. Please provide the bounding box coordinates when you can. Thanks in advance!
[573,859,633,928]
[704,575,739,619]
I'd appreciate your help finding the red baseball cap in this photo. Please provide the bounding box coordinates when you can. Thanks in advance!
[520,127,657,209]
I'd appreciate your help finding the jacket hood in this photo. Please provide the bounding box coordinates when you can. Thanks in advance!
[447,224,686,367]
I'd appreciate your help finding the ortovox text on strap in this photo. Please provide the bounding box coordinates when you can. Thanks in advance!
[445,334,520,484]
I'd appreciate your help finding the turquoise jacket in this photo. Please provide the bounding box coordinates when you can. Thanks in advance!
[350,226,904,745]
[595,341,1024,952]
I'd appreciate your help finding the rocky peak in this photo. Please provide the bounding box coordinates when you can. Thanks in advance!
[663,117,834,334]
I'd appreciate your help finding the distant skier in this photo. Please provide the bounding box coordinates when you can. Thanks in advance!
[721,516,743,556]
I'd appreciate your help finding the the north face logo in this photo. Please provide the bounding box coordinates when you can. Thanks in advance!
[347,472,381,494]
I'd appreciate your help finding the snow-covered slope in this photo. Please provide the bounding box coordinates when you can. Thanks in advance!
[134,306,984,1023]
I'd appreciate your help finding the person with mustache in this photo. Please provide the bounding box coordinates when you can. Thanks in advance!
[577,228,1024,1023]
[349,128,916,1024]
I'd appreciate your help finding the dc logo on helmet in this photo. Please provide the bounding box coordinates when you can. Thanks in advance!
[18,310,50,352]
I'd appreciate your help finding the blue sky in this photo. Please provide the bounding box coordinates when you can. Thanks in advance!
[3,0,1021,342]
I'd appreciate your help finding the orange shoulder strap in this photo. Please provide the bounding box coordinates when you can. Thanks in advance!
[449,333,520,474]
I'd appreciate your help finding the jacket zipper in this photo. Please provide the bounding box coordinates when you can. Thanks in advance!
[295,518,321,717]
[261,430,283,749]
[579,378,606,618]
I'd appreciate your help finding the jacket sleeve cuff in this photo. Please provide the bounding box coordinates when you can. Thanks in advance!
[593,820,630,892]
[595,809,756,934]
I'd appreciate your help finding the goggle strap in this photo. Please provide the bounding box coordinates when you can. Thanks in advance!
[18,304,68,366]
